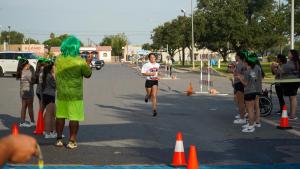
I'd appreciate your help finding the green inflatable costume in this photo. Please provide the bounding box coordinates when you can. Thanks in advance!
[55,36,92,121]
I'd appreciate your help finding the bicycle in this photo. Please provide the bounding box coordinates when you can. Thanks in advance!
[259,83,276,117]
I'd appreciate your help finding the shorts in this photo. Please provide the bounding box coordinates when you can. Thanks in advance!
[56,99,85,121]
[42,94,55,107]
[282,82,300,96]
[234,82,244,94]
[244,93,257,101]
[145,80,158,88]
[36,93,41,100]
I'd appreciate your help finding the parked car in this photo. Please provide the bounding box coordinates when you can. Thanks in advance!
[0,51,38,77]
[95,60,105,70]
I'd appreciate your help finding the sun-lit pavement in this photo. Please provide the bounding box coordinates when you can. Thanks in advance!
[1,64,300,167]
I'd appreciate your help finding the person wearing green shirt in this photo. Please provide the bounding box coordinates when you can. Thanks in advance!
[55,36,92,149]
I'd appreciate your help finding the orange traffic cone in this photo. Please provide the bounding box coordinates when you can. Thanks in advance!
[186,145,199,169]
[11,123,19,135]
[187,82,193,96]
[171,132,187,166]
[34,111,44,135]
[277,105,292,130]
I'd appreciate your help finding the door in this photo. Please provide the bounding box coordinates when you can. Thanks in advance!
[5,53,18,73]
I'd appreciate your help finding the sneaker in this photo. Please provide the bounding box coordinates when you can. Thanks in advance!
[242,125,255,133]
[55,139,64,147]
[19,122,31,128]
[233,118,247,124]
[242,123,249,128]
[28,122,36,127]
[153,110,157,117]
[289,116,298,121]
[66,141,78,149]
[45,133,56,139]
[144,95,149,103]
[275,110,282,115]
[235,114,240,119]
[255,123,261,128]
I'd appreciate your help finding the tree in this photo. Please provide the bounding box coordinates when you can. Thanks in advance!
[43,33,79,48]
[142,43,152,51]
[24,38,39,44]
[0,31,25,44]
[100,33,128,56]
[198,0,248,61]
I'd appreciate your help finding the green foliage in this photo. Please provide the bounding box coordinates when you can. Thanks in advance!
[100,33,128,56]
[43,33,81,48]
[0,31,39,45]
[142,43,152,50]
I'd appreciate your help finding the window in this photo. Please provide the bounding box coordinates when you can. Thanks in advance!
[103,53,108,57]
[0,53,4,59]
[22,53,37,59]
[4,53,16,59]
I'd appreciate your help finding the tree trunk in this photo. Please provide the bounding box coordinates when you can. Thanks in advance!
[182,47,186,66]
[189,48,193,64]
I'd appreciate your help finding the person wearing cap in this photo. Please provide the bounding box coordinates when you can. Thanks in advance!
[16,57,36,128]
[236,54,259,133]
[55,36,92,149]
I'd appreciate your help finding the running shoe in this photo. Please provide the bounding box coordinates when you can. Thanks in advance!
[28,121,36,127]
[153,110,157,117]
[289,116,298,121]
[55,139,64,147]
[255,123,261,128]
[19,122,31,128]
[51,132,65,138]
[45,133,56,139]
[242,123,249,128]
[144,95,149,103]
[66,141,78,149]
[242,125,255,133]
[235,114,240,119]
[233,118,246,124]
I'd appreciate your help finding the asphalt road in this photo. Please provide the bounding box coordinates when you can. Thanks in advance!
[1,64,300,166]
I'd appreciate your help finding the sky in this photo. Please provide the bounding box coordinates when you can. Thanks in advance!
[0,0,197,45]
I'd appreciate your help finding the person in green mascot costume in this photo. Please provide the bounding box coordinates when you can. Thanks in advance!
[55,36,92,149]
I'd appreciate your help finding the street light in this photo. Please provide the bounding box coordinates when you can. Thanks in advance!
[181,0,195,70]
[291,0,295,49]
[181,9,186,17]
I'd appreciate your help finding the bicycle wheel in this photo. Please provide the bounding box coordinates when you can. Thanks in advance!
[259,96,273,117]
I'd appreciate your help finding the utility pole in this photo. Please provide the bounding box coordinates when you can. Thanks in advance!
[291,0,295,49]
[8,26,11,50]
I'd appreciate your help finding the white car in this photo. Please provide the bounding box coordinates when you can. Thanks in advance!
[0,51,38,77]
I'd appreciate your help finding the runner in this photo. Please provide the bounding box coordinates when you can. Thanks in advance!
[233,51,247,124]
[16,58,36,127]
[42,62,57,139]
[55,36,92,149]
[141,53,160,117]
[236,54,258,133]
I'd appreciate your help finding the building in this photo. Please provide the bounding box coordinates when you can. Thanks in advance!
[0,44,45,56]
[80,46,112,62]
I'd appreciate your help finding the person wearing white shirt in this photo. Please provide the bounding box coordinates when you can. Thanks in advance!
[141,53,160,117]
